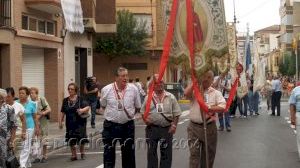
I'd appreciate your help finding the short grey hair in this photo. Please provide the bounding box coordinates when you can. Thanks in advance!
[114,67,128,76]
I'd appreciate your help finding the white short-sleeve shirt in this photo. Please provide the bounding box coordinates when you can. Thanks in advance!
[101,83,141,124]
[12,101,25,134]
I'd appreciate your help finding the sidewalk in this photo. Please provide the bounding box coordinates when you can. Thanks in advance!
[46,115,105,153]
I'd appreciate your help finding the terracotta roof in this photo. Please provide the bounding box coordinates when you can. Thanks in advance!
[254,25,280,33]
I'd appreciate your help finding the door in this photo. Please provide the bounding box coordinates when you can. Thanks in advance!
[75,47,87,96]
[22,48,45,96]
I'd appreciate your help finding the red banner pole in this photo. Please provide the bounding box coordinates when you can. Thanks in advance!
[143,0,179,120]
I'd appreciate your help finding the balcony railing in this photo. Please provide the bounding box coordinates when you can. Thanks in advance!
[0,0,11,27]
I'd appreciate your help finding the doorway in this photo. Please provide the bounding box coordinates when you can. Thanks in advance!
[75,47,87,96]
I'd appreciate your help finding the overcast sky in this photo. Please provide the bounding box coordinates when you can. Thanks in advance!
[223,0,280,34]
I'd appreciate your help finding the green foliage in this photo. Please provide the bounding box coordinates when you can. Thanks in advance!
[95,10,149,60]
[279,52,296,76]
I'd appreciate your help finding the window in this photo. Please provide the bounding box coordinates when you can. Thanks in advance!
[0,0,11,27]
[38,20,45,33]
[133,14,152,35]
[22,15,56,36]
[29,18,37,31]
[46,21,54,35]
[22,15,28,29]
[123,63,148,70]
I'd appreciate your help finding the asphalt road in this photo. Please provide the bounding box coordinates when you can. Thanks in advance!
[32,102,300,168]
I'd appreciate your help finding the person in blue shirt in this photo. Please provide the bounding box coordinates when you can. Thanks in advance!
[289,85,300,159]
[17,86,39,168]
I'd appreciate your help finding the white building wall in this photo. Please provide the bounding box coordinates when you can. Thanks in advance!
[63,32,93,96]
[269,34,280,51]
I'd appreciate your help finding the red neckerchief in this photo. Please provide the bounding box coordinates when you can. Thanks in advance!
[153,91,166,104]
[113,82,127,100]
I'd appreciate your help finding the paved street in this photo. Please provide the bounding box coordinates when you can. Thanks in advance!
[32,102,300,168]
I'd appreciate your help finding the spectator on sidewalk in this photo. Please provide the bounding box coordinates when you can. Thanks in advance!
[288,84,300,159]
[59,83,90,161]
[141,74,182,168]
[29,87,51,163]
[84,76,99,129]
[18,86,39,168]
[0,88,16,168]
[214,72,232,132]
[5,87,27,156]
[100,67,141,168]
[135,77,146,103]
[146,76,151,93]
[184,70,226,168]
[271,76,282,116]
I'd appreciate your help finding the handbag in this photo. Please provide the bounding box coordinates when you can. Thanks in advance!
[6,149,20,168]
[78,97,91,119]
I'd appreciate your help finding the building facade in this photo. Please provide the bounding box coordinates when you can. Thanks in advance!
[93,0,162,85]
[0,0,116,121]
[254,25,280,75]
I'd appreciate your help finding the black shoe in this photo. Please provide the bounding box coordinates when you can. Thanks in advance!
[81,154,86,160]
[277,114,280,116]
[226,127,231,132]
[71,156,78,161]
[40,158,47,163]
[91,125,95,129]
[255,113,260,115]
[32,158,40,163]
[270,114,275,116]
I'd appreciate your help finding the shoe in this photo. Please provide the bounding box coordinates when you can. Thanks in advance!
[218,127,224,131]
[81,154,86,160]
[277,115,280,116]
[40,158,47,163]
[243,116,247,118]
[255,113,260,115]
[230,115,235,118]
[270,114,275,116]
[32,158,40,163]
[91,125,95,129]
[226,127,231,132]
[71,156,78,161]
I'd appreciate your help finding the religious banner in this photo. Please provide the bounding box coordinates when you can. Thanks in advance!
[227,23,238,80]
[61,0,84,33]
[161,0,229,77]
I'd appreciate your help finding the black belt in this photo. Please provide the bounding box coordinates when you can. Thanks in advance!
[104,119,134,126]
[147,124,170,128]
[191,120,214,126]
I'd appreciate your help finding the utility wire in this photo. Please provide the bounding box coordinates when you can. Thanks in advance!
[238,0,275,19]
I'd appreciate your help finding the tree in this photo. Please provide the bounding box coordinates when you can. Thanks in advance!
[95,10,149,60]
[279,52,296,76]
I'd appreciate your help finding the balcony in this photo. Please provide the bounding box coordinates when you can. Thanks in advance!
[0,0,11,27]
[81,0,96,32]
[95,0,116,33]
[25,0,62,14]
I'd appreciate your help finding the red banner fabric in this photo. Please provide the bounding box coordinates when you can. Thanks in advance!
[143,0,179,120]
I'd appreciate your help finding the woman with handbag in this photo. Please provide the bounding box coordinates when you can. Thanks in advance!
[59,83,90,161]
[29,87,51,163]
[0,88,16,168]
[18,86,39,168]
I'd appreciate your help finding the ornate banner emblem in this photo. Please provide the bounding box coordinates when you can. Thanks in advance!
[162,0,229,76]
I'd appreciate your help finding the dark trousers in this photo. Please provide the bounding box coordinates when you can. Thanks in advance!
[88,97,98,126]
[238,95,249,116]
[188,121,217,168]
[146,125,173,168]
[272,91,282,116]
[102,120,135,168]
[229,97,238,116]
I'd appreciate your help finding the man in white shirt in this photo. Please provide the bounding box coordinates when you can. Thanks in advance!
[100,67,141,168]
[185,70,226,168]
[271,76,282,116]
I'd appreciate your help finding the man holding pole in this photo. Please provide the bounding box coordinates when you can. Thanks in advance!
[184,70,226,168]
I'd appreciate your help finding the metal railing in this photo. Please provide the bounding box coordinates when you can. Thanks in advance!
[0,0,11,27]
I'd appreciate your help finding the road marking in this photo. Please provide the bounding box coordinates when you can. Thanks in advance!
[96,164,103,168]
[181,110,190,117]
[54,151,121,156]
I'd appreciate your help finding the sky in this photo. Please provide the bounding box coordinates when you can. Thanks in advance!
[223,0,280,34]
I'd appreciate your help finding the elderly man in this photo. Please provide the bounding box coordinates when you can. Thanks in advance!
[289,84,300,158]
[101,67,141,168]
[184,70,226,168]
[0,88,16,168]
[141,74,181,168]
